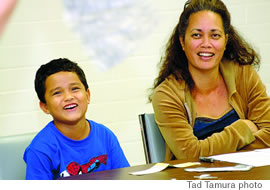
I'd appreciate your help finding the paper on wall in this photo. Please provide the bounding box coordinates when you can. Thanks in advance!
[62,0,158,71]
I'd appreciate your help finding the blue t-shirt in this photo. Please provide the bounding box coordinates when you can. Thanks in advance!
[23,120,130,180]
[193,109,239,140]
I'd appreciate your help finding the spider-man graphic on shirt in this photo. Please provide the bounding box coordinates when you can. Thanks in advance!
[60,154,107,177]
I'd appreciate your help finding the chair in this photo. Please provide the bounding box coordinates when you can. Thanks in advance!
[139,113,165,164]
[0,132,36,180]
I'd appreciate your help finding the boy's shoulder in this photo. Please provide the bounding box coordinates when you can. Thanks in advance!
[28,121,58,147]
[88,119,115,137]
[29,120,117,148]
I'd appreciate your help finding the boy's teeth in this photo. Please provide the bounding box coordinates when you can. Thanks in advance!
[64,105,77,109]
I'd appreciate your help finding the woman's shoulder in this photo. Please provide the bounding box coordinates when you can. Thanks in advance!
[152,74,186,104]
[221,59,256,77]
[154,74,186,93]
[231,60,258,78]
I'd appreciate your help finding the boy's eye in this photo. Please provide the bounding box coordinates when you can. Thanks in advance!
[72,87,80,91]
[53,91,61,96]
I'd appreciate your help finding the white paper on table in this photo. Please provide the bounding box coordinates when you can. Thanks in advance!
[209,148,270,167]
[254,147,270,153]
[129,162,201,176]
[129,163,170,176]
[173,162,201,168]
[185,164,253,172]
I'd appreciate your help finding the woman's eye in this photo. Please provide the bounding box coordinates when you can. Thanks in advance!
[212,33,221,39]
[192,33,201,38]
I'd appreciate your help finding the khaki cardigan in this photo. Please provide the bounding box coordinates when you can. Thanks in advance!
[152,60,270,160]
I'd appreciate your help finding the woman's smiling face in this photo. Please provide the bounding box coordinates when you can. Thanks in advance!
[180,10,228,73]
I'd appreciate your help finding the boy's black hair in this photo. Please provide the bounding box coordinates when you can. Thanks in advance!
[35,58,89,103]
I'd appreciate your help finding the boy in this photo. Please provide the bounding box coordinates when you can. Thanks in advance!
[24,58,130,179]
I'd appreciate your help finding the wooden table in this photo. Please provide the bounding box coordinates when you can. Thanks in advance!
[59,159,270,180]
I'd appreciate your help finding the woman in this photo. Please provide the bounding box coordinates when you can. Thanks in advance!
[150,0,270,160]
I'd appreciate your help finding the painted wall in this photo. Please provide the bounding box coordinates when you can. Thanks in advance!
[1,0,270,166]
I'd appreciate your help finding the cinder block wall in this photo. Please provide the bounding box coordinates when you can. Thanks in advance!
[0,0,269,166]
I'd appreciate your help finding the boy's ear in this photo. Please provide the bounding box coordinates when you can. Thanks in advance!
[40,101,50,114]
[86,88,90,104]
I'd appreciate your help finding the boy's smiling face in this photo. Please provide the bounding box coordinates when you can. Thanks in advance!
[40,71,90,126]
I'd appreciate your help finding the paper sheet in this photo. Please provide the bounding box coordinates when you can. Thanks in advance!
[185,164,253,172]
[62,0,158,70]
[209,148,270,167]
[129,163,170,176]
[129,162,200,176]
[173,162,201,168]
